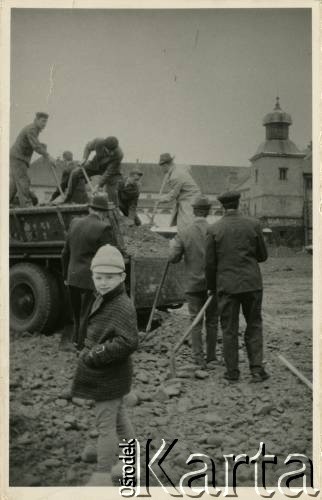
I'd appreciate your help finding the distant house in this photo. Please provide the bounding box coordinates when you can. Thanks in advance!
[121,163,250,215]
[29,157,250,215]
[29,158,70,203]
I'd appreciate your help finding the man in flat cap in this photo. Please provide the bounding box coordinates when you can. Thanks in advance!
[82,136,124,206]
[206,191,269,383]
[118,166,143,226]
[169,195,218,369]
[10,112,55,207]
[157,153,200,233]
[61,193,116,350]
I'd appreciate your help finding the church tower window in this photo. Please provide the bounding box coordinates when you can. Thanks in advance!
[279,167,288,181]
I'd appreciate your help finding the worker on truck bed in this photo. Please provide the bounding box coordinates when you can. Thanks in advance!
[118,166,143,226]
[169,195,218,369]
[10,112,55,208]
[82,136,124,206]
[49,151,88,205]
[206,190,269,383]
[61,194,113,350]
[157,153,200,233]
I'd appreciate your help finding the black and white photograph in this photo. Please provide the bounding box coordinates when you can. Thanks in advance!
[1,1,319,498]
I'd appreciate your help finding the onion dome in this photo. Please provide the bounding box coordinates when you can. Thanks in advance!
[250,97,304,160]
[263,97,292,126]
[263,97,292,140]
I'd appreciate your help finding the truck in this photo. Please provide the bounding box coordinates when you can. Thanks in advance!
[9,203,185,334]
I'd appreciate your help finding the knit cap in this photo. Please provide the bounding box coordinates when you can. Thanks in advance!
[91,244,125,274]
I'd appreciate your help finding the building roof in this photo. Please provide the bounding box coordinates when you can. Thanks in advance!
[250,139,305,161]
[29,158,250,195]
[234,173,252,191]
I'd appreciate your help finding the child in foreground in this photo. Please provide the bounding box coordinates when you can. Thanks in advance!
[71,244,138,486]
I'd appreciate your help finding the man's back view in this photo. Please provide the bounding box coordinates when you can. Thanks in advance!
[206,191,269,382]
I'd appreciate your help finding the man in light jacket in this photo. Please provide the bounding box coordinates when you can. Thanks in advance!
[157,153,200,233]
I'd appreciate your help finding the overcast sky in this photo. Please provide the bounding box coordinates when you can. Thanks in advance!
[10,8,312,166]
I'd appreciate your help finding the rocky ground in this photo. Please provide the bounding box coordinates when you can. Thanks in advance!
[9,253,313,488]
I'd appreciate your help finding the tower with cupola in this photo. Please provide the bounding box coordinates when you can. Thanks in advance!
[247,97,309,245]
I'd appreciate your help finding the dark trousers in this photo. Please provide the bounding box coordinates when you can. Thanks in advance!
[103,174,122,207]
[69,286,93,349]
[10,158,33,207]
[186,291,218,363]
[85,160,122,206]
[218,290,263,376]
[119,202,141,226]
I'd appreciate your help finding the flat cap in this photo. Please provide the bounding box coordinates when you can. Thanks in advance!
[159,153,175,165]
[192,195,211,208]
[217,190,241,204]
[88,193,110,211]
[35,112,49,119]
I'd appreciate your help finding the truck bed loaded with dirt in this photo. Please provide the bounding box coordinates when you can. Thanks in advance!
[9,203,185,334]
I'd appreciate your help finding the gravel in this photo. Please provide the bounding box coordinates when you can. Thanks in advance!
[9,254,313,487]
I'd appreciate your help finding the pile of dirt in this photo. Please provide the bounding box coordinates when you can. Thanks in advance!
[121,223,170,257]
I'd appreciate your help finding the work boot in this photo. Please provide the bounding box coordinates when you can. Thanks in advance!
[224,370,240,382]
[81,443,97,463]
[59,388,73,401]
[250,369,270,383]
[111,462,124,484]
[86,471,112,486]
[193,354,206,370]
[206,359,218,370]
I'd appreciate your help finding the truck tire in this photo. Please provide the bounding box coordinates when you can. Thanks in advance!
[10,263,61,334]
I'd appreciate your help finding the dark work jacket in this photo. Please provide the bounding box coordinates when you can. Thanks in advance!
[118,179,140,219]
[206,210,268,294]
[61,213,113,290]
[10,123,47,164]
[168,217,209,293]
[71,284,138,401]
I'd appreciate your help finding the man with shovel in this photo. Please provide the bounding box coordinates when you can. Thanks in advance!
[82,135,124,206]
[118,166,143,226]
[168,195,218,369]
[10,112,56,207]
[157,153,200,233]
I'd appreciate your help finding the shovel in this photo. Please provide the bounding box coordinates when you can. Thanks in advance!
[79,161,95,195]
[145,260,170,334]
[278,354,312,391]
[146,171,170,226]
[169,295,213,378]
[48,160,64,198]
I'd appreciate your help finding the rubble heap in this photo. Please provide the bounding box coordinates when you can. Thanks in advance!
[121,222,170,257]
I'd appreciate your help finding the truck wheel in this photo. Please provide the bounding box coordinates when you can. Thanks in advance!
[10,263,61,334]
